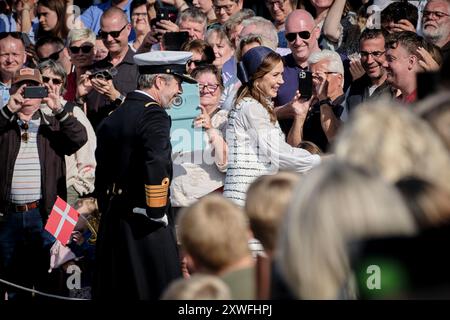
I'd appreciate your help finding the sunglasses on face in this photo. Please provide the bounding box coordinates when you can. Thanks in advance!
[42,76,63,85]
[188,59,207,67]
[0,31,24,41]
[40,47,64,62]
[69,45,93,54]
[285,31,311,42]
[98,24,128,39]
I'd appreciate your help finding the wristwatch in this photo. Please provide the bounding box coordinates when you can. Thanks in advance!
[113,94,126,106]
[318,98,332,107]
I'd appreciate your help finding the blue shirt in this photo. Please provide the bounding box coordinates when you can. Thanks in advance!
[0,14,39,44]
[80,0,135,41]
[0,82,10,108]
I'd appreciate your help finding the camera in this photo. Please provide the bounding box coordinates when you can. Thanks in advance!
[88,67,117,81]
[23,86,48,99]
[298,70,313,100]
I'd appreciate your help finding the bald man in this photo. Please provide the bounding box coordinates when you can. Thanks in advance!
[274,9,321,135]
[80,7,139,129]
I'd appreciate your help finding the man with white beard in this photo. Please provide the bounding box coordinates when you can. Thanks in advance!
[421,0,450,59]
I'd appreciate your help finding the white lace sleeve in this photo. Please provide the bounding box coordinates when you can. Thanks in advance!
[240,99,321,173]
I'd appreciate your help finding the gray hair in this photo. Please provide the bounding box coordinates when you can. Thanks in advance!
[240,16,278,50]
[308,49,345,75]
[177,7,207,34]
[37,59,67,95]
[138,73,174,89]
[206,25,233,48]
[67,28,96,47]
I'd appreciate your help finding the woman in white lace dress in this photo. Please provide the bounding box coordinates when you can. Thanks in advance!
[223,46,321,206]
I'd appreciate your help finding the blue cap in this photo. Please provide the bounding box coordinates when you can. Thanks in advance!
[237,46,275,85]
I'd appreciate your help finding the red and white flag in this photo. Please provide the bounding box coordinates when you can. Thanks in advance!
[45,196,79,245]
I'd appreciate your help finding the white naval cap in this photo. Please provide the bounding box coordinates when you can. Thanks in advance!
[134,51,197,84]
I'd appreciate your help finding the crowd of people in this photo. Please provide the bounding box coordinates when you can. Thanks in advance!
[0,0,449,300]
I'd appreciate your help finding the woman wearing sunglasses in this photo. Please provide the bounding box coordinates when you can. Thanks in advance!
[65,28,96,102]
[38,59,96,207]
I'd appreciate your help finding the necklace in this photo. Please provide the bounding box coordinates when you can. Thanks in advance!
[20,121,29,143]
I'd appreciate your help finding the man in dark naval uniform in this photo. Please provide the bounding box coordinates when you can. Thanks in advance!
[93,51,196,300]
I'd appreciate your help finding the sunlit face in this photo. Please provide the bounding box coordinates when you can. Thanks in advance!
[68,39,95,68]
[360,36,386,80]
[41,68,64,96]
[0,36,26,76]
[100,15,131,54]
[265,0,294,24]
[196,71,222,107]
[384,45,416,89]
[285,16,319,63]
[179,19,206,41]
[422,0,450,44]
[192,0,214,14]
[254,60,285,98]
[161,75,182,108]
[131,4,150,34]
[213,0,242,24]
[37,5,58,31]
[310,59,343,95]
[207,31,234,68]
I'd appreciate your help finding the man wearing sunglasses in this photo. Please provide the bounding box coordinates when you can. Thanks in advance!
[0,32,27,108]
[421,0,450,59]
[93,51,196,300]
[35,36,72,76]
[273,9,321,136]
[0,67,87,300]
[80,7,138,130]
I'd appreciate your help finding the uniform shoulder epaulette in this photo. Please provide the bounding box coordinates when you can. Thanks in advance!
[145,102,161,108]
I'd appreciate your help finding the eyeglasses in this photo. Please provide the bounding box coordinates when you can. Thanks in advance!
[360,50,385,59]
[198,83,219,93]
[188,59,207,67]
[98,24,128,39]
[42,76,63,85]
[265,0,286,8]
[422,10,450,20]
[69,45,93,54]
[39,47,64,62]
[20,121,29,143]
[285,31,311,42]
[0,31,23,41]
[213,3,237,13]
[312,71,340,80]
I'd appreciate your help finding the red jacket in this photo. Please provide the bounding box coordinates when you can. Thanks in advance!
[0,106,87,219]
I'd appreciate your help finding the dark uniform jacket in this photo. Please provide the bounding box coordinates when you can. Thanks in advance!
[0,107,87,218]
[85,48,139,130]
[93,91,181,300]
[346,74,394,114]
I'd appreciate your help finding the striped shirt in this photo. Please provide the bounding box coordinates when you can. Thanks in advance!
[10,118,42,204]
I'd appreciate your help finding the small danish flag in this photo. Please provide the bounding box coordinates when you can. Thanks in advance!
[45,196,79,245]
